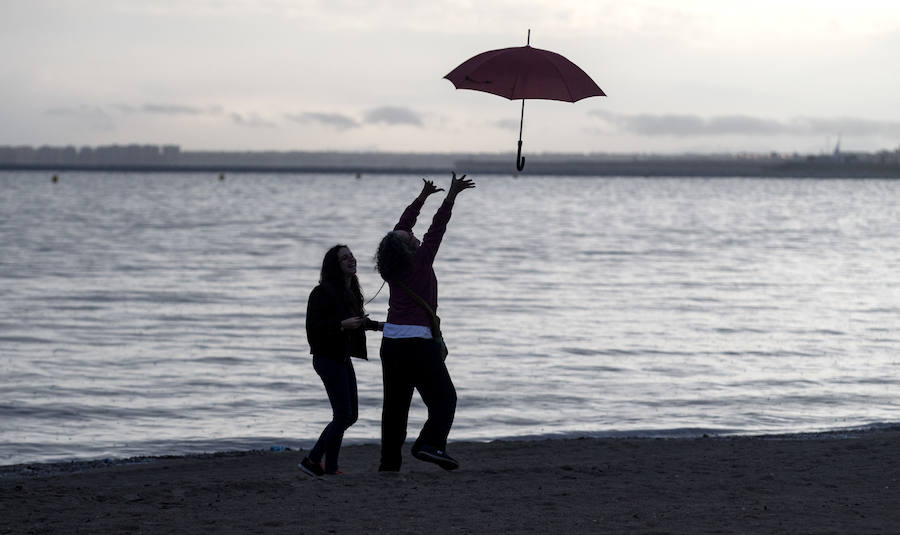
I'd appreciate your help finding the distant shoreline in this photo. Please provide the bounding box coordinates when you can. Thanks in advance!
[4,143,900,177]
[3,161,899,178]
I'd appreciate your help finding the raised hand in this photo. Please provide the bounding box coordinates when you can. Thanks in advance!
[419,178,445,198]
[447,171,475,199]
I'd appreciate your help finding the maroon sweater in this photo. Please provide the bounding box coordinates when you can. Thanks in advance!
[385,196,454,327]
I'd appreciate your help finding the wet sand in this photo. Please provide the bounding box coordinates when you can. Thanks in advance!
[2,429,898,534]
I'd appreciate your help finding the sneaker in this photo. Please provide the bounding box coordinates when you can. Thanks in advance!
[411,444,459,471]
[324,470,344,475]
[299,457,325,477]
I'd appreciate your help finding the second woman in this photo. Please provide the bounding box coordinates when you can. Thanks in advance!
[301,244,382,476]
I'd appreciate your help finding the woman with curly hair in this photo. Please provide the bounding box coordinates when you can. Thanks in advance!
[375,172,475,472]
[300,244,382,476]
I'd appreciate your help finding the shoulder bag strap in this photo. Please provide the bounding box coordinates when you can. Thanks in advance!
[397,282,441,336]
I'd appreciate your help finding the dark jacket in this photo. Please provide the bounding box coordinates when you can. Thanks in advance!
[306,282,378,361]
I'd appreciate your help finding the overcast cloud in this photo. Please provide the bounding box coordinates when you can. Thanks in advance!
[43,106,115,131]
[230,113,276,128]
[591,111,900,139]
[363,106,424,127]
[287,112,360,130]
[3,1,900,152]
[141,104,208,116]
[44,105,110,119]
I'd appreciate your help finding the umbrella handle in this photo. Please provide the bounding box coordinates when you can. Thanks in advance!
[516,140,525,171]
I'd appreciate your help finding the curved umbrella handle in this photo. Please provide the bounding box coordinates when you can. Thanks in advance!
[516,140,526,171]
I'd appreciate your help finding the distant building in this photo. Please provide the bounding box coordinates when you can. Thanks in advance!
[162,145,180,164]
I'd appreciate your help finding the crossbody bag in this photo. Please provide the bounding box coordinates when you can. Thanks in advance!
[398,283,448,360]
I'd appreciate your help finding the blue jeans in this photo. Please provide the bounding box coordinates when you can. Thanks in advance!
[309,355,358,473]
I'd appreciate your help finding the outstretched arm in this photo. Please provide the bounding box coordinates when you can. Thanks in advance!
[417,172,476,264]
[394,178,445,232]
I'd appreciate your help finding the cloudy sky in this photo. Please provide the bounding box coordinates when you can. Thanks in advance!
[3,0,900,154]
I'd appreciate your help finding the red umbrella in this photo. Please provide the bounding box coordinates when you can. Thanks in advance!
[444,30,605,171]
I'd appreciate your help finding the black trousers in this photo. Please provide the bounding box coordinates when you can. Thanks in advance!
[379,337,457,470]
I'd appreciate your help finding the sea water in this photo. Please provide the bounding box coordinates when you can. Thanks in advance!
[1,171,898,465]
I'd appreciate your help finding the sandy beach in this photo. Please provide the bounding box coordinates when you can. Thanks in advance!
[2,428,898,534]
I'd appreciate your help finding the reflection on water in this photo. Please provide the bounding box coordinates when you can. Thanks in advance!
[1,172,899,464]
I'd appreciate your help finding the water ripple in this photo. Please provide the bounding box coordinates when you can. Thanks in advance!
[1,172,899,465]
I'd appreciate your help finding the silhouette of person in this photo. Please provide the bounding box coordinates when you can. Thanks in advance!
[300,245,382,476]
[375,172,475,471]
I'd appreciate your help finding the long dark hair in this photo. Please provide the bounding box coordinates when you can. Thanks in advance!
[375,231,413,282]
[320,244,363,314]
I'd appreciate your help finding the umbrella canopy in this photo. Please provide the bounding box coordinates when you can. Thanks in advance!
[444,32,605,171]
[444,46,605,103]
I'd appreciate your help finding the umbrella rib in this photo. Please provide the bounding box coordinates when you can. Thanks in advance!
[546,54,576,102]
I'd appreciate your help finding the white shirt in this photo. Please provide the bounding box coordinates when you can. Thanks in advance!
[382,323,433,339]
